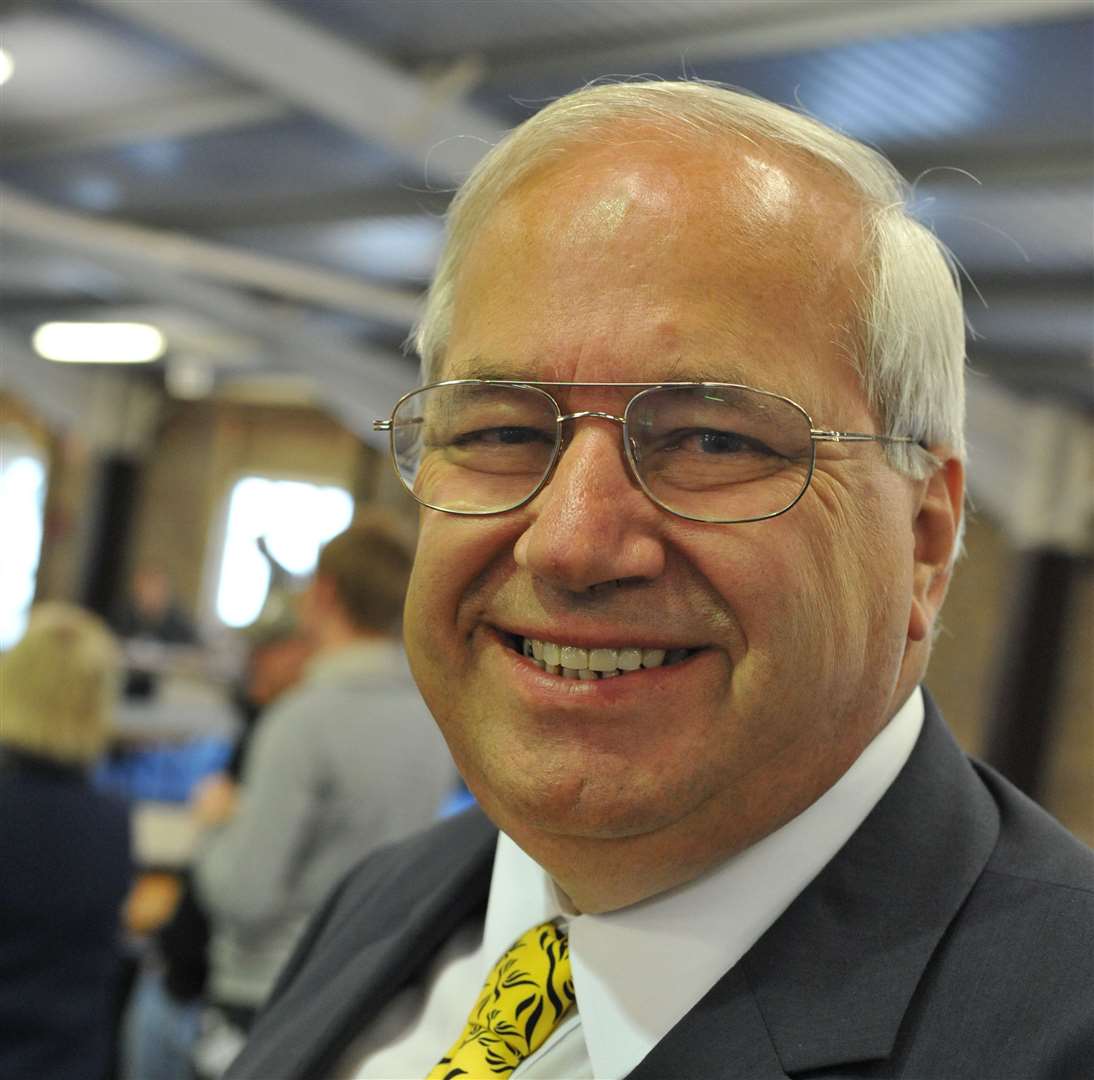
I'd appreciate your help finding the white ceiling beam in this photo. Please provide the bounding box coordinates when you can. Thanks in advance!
[86,0,503,182]
[105,269,415,445]
[491,0,1094,78]
[1,240,414,446]
[0,184,421,327]
[2,84,290,160]
[129,185,452,231]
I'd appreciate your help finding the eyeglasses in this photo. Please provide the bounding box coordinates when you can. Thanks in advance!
[373,380,919,524]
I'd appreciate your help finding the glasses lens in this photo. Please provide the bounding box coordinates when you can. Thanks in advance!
[391,383,559,513]
[627,385,814,522]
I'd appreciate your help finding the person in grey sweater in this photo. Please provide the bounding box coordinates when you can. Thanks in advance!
[191,512,456,1075]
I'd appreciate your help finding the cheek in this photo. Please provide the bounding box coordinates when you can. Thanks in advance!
[404,513,521,669]
[694,493,898,683]
[801,473,916,660]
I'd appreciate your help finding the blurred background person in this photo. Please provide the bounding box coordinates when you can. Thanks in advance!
[112,565,198,647]
[111,566,200,702]
[0,603,132,1080]
[121,613,314,1080]
[189,511,457,1077]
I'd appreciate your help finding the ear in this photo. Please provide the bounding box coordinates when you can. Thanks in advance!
[908,455,965,643]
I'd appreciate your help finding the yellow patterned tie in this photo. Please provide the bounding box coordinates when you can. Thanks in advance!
[426,921,575,1080]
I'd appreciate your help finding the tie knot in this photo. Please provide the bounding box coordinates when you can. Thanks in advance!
[427,921,575,1079]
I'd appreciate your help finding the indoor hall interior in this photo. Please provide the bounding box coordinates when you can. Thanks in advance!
[0,2,1090,1078]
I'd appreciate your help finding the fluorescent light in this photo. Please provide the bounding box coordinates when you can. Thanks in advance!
[0,48,12,88]
[33,322,167,364]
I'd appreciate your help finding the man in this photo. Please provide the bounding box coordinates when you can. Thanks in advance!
[228,82,1093,1080]
[193,514,456,1072]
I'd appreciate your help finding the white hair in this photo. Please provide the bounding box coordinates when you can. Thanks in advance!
[414,80,966,478]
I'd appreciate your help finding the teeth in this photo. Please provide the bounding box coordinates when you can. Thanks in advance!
[520,637,692,679]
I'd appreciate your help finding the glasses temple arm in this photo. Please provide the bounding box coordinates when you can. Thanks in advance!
[811,429,920,445]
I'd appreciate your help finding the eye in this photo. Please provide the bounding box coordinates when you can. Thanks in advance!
[450,426,553,447]
[669,428,781,457]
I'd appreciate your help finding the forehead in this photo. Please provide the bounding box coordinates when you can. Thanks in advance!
[443,129,868,413]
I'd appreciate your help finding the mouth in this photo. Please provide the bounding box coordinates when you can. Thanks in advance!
[507,634,700,680]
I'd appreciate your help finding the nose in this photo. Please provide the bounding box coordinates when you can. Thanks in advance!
[513,418,667,593]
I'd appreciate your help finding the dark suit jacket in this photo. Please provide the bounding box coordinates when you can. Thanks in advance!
[228,694,1094,1079]
[0,748,132,1080]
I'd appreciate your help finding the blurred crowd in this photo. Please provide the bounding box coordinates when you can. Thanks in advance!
[0,513,460,1080]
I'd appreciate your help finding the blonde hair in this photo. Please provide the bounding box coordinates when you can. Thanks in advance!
[414,79,966,479]
[1,603,121,765]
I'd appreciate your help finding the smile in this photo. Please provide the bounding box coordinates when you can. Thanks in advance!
[517,636,697,679]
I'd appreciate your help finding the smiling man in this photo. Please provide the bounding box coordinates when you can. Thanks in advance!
[227,82,1093,1080]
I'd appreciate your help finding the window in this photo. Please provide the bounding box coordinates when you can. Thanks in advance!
[0,439,48,649]
[214,476,354,628]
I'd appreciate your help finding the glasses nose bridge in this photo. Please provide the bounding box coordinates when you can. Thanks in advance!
[555,408,632,458]
[550,407,639,488]
[557,408,627,429]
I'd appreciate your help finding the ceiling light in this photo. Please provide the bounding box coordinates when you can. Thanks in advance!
[33,322,167,364]
[166,355,215,399]
[0,48,12,88]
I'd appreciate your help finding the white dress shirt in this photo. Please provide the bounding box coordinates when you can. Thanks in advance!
[348,689,924,1080]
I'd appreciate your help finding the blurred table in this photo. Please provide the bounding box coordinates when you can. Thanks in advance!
[132,801,204,869]
[114,673,241,743]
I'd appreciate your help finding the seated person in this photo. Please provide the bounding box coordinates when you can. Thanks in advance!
[0,603,132,1080]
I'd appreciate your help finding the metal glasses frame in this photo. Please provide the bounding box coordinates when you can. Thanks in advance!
[373,379,919,524]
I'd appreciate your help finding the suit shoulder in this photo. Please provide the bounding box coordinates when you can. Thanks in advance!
[973,759,1094,896]
[260,806,495,1013]
[315,807,496,933]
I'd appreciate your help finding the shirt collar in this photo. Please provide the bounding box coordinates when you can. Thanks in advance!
[483,687,924,1080]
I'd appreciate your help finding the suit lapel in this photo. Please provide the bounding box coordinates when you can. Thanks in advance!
[626,965,787,1079]
[627,693,999,1078]
[236,808,498,1080]
[745,692,999,1074]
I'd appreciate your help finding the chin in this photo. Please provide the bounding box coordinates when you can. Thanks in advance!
[470,763,693,842]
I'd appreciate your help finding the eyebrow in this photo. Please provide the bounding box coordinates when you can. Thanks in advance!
[446,356,760,386]
[446,357,540,381]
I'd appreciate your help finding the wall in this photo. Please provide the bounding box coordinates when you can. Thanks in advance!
[928,511,1093,845]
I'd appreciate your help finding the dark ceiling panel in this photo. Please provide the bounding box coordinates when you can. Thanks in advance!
[0,115,409,217]
[472,16,1094,148]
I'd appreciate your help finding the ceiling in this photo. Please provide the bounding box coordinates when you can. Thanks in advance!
[1,0,1092,444]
